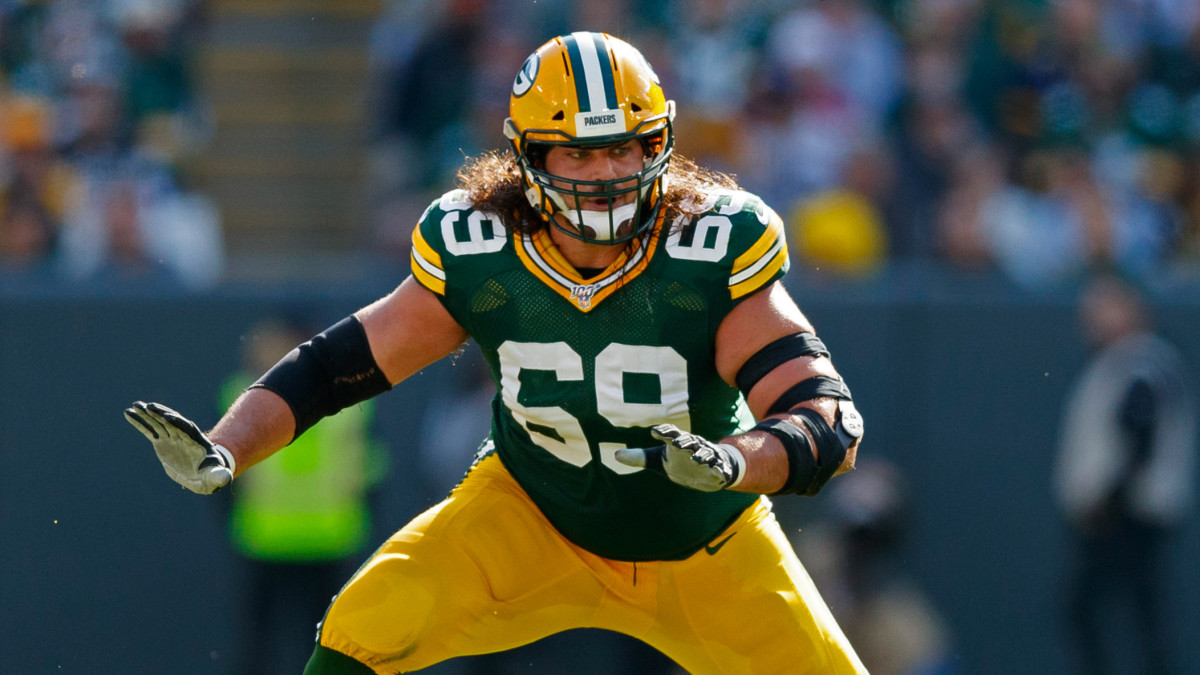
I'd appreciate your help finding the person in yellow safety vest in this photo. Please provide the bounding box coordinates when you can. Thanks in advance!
[222,317,387,675]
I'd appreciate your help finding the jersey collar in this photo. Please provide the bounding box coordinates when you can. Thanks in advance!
[515,211,664,312]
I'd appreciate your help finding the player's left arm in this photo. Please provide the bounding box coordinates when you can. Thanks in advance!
[616,280,862,495]
[615,194,860,494]
[712,280,861,494]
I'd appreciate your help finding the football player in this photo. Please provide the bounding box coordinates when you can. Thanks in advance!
[125,32,867,674]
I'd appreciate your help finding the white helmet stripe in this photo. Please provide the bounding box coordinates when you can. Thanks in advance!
[571,31,612,111]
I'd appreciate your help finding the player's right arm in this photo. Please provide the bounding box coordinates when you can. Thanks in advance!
[211,276,468,475]
[128,193,479,494]
[356,276,471,385]
[127,275,469,493]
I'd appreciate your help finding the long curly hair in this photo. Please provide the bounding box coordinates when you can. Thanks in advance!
[455,150,739,237]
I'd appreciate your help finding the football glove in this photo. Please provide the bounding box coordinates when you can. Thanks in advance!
[614,424,746,492]
[124,401,235,495]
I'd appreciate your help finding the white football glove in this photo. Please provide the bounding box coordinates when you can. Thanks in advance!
[615,424,746,492]
[124,401,235,495]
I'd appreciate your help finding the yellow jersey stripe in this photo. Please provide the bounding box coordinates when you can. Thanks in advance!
[730,243,787,299]
[730,232,784,287]
[411,226,443,271]
[410,251,446,295]
[731,216,783,276]
[529,230,587,283]
[514,236,572,301]
[526,228,637,286]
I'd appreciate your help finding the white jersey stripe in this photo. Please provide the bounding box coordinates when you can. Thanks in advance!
[412,247,446,280]
[729,238,784,286]
[523,237,576,287]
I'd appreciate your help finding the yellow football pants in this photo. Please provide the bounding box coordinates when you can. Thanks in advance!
[317,454,866,674]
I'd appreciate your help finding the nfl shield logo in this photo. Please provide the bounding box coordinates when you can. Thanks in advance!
[571,284,597,310]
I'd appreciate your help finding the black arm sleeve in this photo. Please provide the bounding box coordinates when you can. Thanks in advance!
[250,315,393,441]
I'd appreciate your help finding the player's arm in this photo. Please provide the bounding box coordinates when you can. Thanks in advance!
[712,280,861,494]
[617,281,861,495]
[126,276,469,493]
[214,275,468,473]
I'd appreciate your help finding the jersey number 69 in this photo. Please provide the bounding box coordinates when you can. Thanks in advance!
[497,341,691,474]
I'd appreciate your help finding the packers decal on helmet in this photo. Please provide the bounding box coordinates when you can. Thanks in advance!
[513,52,539,98]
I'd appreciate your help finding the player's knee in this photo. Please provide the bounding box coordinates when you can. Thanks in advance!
[319,553,440,666]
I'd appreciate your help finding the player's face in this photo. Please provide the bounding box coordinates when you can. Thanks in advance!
[543,140,645,209]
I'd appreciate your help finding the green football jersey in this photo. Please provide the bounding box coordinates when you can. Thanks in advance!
[410,187,790,561]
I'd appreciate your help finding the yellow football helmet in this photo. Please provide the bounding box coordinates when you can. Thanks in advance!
[504,32,676,244]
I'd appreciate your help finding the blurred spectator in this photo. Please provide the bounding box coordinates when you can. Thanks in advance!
[787,145,891,277]
[663,0,772,172]
[1113,20,1200,269]
[1055,274,1197,675]
[934,140,1179,289]
[46,2,131,155]
[1095,142,1186,278]
[934,142,1005,270]
[737,71,802,210]
[962,2,1118,148]
[367,0,494,259]
[0,1,50,86]
[888,11,987,258]
[0,189,56,272]
[360,0,1200,282]
[0,94,78,272]
[85,177,175,282]
[132,111,223,285]
[795,459,958,675]
[223,316,388,675]
[739,0,904,214]
[112,0,198,126]
[0,0,218,287]
[372,0,486,191]
[60,169,221,288]
[55,71,222,289]
[980,147,1106,289]
[767,0,904,133]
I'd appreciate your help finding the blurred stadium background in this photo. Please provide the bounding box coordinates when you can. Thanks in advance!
[3,0,1200,673]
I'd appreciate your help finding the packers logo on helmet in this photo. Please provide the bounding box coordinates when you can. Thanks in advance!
[504,32,676,245]
[513,53,539,98]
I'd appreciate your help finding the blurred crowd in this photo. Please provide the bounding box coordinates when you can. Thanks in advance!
[6,0,1200,292]
[0,0,221,288]
[369,0,1200,290]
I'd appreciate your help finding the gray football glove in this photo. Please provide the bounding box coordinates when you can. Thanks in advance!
[615,424,746,492]
[124,401,234,495]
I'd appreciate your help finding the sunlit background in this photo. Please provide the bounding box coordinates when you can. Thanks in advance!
[3,1,1200,673]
